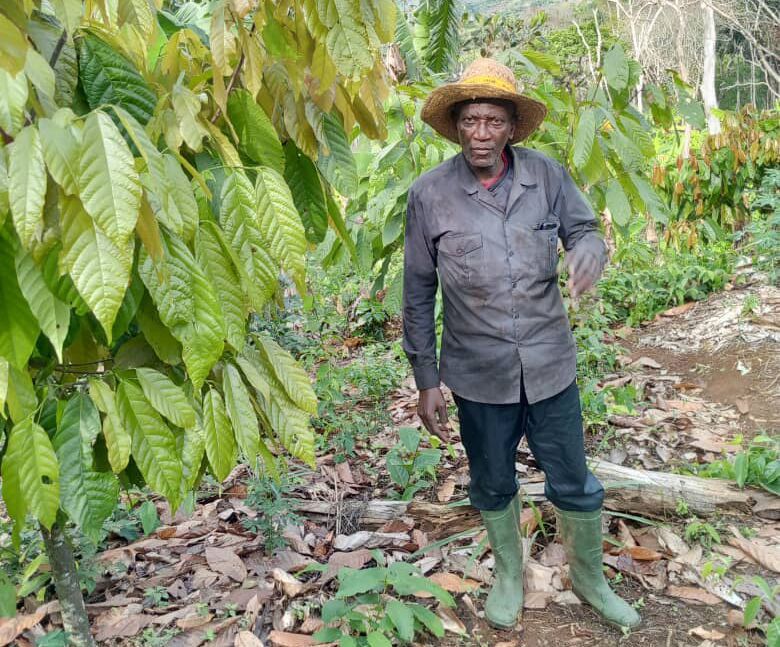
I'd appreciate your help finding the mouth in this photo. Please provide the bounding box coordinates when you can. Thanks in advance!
[472,148,493,155]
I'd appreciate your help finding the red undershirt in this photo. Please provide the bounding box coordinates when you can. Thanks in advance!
[479,150,509,189]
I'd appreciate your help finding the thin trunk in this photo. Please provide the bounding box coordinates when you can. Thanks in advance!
[701,3,720,133]
[40,522,95,647]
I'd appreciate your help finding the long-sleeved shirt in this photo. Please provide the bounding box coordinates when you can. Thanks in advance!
[402,145,607,405]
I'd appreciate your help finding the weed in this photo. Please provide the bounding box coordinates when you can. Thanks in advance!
[684,519,722,548]
[385,427,442,501]
[313,560,454,644]
[675,498,690,517]
[741,293,761,316]
[741,575,780,645]
[143,586,169,608]
[243,470,302,553]
[694,435,779,494]
[134,628,180,647]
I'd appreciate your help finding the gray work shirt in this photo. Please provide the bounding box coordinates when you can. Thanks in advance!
[402,145,607,405]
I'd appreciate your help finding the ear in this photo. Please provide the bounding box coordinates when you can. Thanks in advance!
[507,118,516,140]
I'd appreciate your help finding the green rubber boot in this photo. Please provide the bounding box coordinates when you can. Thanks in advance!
[555,508,641,629]
[481,495,524,629]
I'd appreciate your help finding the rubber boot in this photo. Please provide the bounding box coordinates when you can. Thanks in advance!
[481,495,524,629]
[555,508,641,628]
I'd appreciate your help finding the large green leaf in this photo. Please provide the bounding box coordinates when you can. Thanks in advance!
[137,240,192,332]
[227,89,285,172]
[219,170,278,311]
[27,12,79,108]
[117,379,182,506]
[9,125,46,251]
[256,334,317,415]
[59,195,133,342]
[630,172,670,224]
[605,178,632,227]
[222,362,259,462]
[0,358,7,415]
[89,378,131,473]
[177,423,205,497]
[602,44,629,92]
[15,251,70,362]
[39,115,81,196]
[79,110,141,248]
[77,31,156,125]
[386,598,414,643]
[255,166,307,294]
[195,222,247,352]
[423,0,460,74]
[136,367,196,429]
[162,154,198,242]
[284,141,328,243]
[317,113,358,196]
[202,387,236,482]
[1,418,60,532]
[0,234,39,369]
[572,108,596,171]
[53,394,119,541]
[0,69,28,137]
[5,364,37,424]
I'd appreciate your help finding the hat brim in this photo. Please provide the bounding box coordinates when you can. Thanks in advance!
[421,82,547,144]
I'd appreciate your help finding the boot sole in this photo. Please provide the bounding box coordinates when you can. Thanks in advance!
[571,588,641,630]
[485,614,521,631]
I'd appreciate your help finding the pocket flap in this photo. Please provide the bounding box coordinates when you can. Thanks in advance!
[438,233,483,256]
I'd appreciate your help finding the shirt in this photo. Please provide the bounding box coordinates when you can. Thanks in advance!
[402,145,607,405]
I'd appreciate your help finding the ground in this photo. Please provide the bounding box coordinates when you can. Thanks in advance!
[3,280,778,647]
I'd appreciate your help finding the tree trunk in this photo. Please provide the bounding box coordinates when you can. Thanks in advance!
[701,2,721,133]
[291,460,775,538]
[40,522,95,647]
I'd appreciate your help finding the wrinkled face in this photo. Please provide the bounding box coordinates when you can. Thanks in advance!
[456,102,516,171]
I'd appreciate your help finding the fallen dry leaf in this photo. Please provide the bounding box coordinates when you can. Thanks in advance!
[272,568,305,598]
[625,546,663,561]
[632,356,662,369]
[267,631,316,647]
[177,614,213,630]
[660,302,695,317]
[94,611,155,642]
[689,626,726,640]
[205,546,247,582]
[436,477,456,502]
[735,398,750,415]
[320,549,373,584]
[666,585,722,605]
[415,572,480,597]
[298,616,324,634]
[234,631,265,647]
[538,542,567,567]
[436,606,467,635]
[727,526,780,573]
[0,608,47,646]
[524,561,557,593]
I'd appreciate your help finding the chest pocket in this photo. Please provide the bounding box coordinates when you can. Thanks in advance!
[437,233,484,288]
[529,221,560,280]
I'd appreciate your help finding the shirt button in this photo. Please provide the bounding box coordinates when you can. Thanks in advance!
[457,248,463,254]
[509,251,514,257]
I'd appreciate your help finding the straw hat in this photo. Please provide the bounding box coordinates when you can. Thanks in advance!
[421,58,547,144]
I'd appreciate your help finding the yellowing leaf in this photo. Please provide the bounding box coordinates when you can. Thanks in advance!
[202,386,236,482]
[39,116,81,196]
[89,378,131,473]
[24,48,55,99]
[223,362,259,461]
[79,111,141,247]
[9,125,46,251]
[0,69,28,136]
[117,0,155,42]
[136,367,196,429]
[117,379,183,507]
[255,166,307,293]
[172,82,208,152]
[15,251,70,362]
[0,14,29,75]
[1,418,60,533]
[59,195,133,342]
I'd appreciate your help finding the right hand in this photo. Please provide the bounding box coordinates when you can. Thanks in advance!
[417,387,450,442]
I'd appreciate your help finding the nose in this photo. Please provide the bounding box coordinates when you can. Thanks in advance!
[474,121,491,140]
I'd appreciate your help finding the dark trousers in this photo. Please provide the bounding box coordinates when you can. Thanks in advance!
[454,380,604,512]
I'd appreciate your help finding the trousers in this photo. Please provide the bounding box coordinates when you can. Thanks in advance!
[453,379,604,512]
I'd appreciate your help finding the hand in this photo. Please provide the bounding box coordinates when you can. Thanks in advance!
[565,247,600,298]
[417,387,450,442]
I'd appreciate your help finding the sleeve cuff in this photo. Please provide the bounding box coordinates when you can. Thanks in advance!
[411,364,440,391]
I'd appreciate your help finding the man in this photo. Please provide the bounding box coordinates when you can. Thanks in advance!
[402,58,640,631]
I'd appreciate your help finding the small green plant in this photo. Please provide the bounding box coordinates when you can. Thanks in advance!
[684,519,722,548]
[313,559,455,645]
[135,628,180,647]
[700,554,733,582]
[143,586,170,608]
[741,294,761,316]
[741,575,780,645]
[243,470,302,553]
[385,428,442,500]
[695,435,780,494]
[675,498,690,517]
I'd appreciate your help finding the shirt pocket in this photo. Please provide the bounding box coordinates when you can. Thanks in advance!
[530,220,559,279]
[437,233,485,288]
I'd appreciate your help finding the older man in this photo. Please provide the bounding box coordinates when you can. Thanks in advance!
[402,58,640,630]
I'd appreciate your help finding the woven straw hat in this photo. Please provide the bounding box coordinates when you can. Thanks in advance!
[421,58,547,144]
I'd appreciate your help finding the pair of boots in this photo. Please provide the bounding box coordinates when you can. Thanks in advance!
[480,495,641,629]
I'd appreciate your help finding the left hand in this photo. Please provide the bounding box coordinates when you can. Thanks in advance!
[565,247,600,298]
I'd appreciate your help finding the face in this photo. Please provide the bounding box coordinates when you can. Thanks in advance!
[456,102,516,171]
